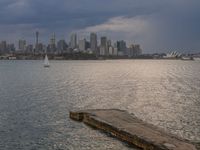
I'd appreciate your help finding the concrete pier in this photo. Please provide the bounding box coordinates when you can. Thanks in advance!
[70,109,197,150]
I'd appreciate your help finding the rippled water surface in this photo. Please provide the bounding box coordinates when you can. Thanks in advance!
[0,60,200,149]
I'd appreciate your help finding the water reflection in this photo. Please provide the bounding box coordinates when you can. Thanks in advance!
[0,60,199,149]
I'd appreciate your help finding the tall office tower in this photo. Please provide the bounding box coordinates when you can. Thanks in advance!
[26,44,33,53]
[57,40,68,53]
[78,39,86,51]
[128,44,142,57]
[100,36,108,56]
[50,33,56,45]
[7,44,15,52]
[90,33,97,53]
[109,46,114,56]
[70,33,77,49]
[107,40,112,47]
[85,41,90,50]
[116,40,126,56]
[37,43,44,53]
[35,31,39,53]
[49,33,56,53]
[101,37,107,47]
[18,39,26,51]
[0,41,7,53]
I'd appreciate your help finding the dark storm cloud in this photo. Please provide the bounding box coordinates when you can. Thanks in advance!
[0,0,200,52]
[0,0,162,25]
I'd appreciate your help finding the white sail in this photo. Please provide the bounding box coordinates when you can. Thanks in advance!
[44,54,50,67]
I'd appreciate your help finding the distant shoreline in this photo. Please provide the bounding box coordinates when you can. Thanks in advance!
[0,53,198,61]
[0,53,154,60]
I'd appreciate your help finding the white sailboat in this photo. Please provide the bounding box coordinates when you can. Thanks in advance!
[44,54,50,67]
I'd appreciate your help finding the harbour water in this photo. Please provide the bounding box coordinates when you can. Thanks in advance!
[0,60,200,149]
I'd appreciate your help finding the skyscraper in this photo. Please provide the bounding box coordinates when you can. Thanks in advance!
[100,36,108,56]
[35,31,39,53]
[128,44,142,57]
[107,40,112,47]
[79,39,86,51]
[90,33,97,53]
[101,37,107,47]
[0,41,7,53]
[26,44,33,53]
[57,40,67,53]
[116,40,126,56]
[49,33,56,53]
[7,44,15,52]
[50,33,56,46]
[70,33,77,49]
[18,39,26,51]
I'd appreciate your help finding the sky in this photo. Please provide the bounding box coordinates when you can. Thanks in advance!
[0,0,200,53]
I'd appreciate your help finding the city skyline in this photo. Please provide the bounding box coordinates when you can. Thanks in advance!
[0,31,143,58]
[0,0,200,53]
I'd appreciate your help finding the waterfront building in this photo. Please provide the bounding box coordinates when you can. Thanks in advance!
[26,44,33,53]
[79,39,86,51]
[18,39,26,51]
[57,40,68,54]
[109,46,114,56]
[49,33,56,53]
[42,45,47,54]
[116,40,126,56]
[101,37,107,48]
[100,46,105,56]
[7,44,15,52]
[113,43,118,56]
[35,31,39,53]
[100,36,108,56]
[113,47,118,56]
[128,44,142,57]
[90,33,97,53]
[37,43,44,53]
[107,40,112,47]
[85,41,90,51]
[70,33,77,49]
[0,41,7,53]
[134,44,142,56]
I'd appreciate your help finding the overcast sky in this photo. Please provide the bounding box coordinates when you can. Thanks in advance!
[0,0,200,53]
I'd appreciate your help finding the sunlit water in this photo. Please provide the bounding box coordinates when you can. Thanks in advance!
[0,60,200,149]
